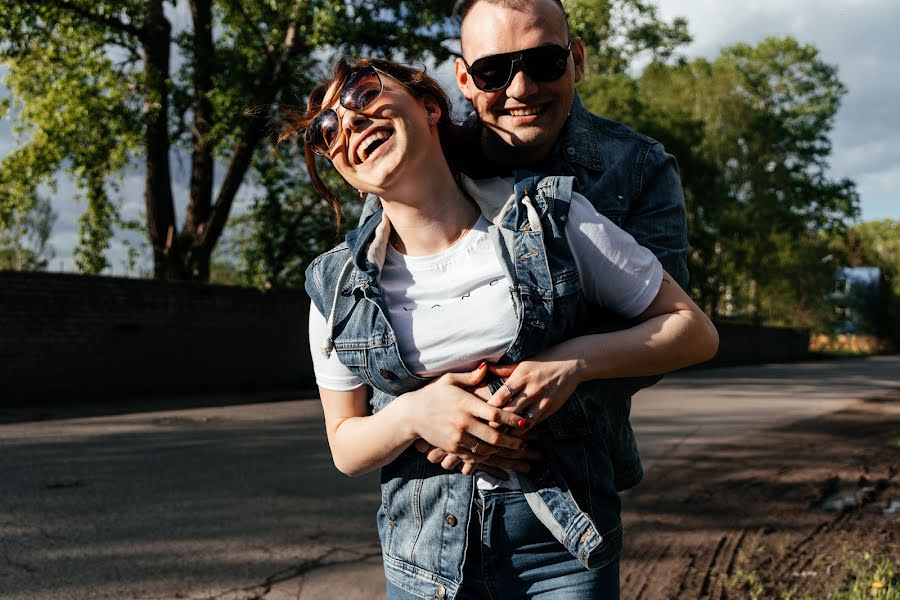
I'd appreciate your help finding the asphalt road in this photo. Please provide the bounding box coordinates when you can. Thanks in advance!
[1,356,897,600]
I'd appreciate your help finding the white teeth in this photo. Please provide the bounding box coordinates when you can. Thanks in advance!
[357,130,393,163]
[508,106,542,117]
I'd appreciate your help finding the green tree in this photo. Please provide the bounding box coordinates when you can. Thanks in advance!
[0,0,457,281]
[580,36,859,327]
[221,155,357,290]
[0,193,56,271]
[567,0,691,75]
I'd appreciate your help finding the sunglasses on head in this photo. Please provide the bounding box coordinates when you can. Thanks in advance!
[305,65,384,155]
[463,42,572,92]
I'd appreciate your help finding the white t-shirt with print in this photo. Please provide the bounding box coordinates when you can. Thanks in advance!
[308,182,663,489]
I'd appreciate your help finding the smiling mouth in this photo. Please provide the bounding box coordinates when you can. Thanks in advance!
[503,104,548,118]
[357,129,394,163]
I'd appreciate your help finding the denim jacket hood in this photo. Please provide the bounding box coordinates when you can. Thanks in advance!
[306,173,636,599]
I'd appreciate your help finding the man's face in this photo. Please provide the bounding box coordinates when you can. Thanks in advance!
[456,0,585,160]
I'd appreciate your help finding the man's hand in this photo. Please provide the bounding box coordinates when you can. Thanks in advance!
[412,437,541,479]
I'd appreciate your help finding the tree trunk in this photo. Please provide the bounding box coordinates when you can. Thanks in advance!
[142,0,181,280]
[182,0,215,281]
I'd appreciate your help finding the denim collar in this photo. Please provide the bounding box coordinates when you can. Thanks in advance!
[554,92,603,172]
[344,213,384,292]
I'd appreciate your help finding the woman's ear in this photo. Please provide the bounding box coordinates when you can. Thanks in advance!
[422,96,442,125]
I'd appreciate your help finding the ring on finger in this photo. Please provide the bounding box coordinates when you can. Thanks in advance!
[471,442,480,454]
[526,410,535,420]
[502,382,516,395]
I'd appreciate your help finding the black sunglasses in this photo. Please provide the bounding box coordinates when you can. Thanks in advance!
[305,66,384,155]
[463,42,572,92]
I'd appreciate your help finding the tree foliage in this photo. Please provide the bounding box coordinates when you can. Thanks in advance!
[219,151,358,290]
[567,0,691,75]
[0,0,457,281]
[580,35,860,328]
[0,193,56,271]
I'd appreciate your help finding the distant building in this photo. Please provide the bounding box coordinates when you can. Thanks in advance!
[831,266,881,333]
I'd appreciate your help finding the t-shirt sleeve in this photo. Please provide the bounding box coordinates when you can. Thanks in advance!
[565,191,664,318]
[308,303,365,391]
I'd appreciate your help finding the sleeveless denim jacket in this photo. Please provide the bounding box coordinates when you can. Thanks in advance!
[305,173,634,599]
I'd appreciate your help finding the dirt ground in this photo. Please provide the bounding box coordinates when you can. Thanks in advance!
[620,392,900,599]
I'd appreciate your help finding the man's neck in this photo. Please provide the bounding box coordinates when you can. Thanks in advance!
[479,129,554,172]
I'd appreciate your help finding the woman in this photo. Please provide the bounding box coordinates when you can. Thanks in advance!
[288,57,718,599]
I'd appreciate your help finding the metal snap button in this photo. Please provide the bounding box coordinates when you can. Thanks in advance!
[435,584,446,598]
[566,146,576,156]
[379,368,397,381]
[445,514,457,527]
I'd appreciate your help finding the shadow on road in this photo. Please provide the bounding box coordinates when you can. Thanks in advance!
[0,407,381,599]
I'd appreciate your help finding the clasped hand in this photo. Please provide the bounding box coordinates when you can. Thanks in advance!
[410,344,583,479]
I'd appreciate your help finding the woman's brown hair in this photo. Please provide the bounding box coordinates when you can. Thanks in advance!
[280,57,462,229]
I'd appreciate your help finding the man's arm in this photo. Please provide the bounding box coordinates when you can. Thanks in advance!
[632,142,690,289]
[580,141,690,397]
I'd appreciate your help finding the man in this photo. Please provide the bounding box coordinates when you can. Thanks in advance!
[453,0,688,478]
[454,0,689,289]
[391,0,689,484]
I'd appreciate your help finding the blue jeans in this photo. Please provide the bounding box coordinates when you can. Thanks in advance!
[386,489,620,599]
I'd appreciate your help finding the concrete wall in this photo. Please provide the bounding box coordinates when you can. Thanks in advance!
[710,322,810,366]
[2,272,809,401]
[1,271,313,401]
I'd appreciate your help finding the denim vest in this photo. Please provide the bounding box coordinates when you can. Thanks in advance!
[356,93,690,495]
[306,174,627,599]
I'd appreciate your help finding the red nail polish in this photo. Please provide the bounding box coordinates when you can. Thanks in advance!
[478,361,487,369]
[517,418,528,428]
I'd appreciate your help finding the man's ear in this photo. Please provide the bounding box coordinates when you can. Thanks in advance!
[455,57,475,101]
[572,37,586,83]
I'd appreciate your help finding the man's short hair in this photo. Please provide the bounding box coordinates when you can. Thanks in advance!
[456,0,570,35]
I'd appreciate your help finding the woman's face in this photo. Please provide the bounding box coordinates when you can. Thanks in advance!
[318,72,441,196]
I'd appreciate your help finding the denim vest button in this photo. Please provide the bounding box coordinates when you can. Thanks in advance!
[435,584,446,598]
[379,368,397,381]
[444,514,457,527]
[566,146,576,156]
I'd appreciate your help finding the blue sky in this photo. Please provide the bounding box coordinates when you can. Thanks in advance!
[1,0,897,273]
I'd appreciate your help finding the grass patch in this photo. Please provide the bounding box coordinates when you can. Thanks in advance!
[725,553,898,599]
[832,553,899,600]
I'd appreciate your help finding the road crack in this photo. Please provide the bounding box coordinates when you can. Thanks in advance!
[178,544,382,600]
[4,555,37,574]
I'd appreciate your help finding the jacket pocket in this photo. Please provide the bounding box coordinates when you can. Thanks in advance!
[545,386,609,440]
[587,523,623,570]
[379,453,428,559]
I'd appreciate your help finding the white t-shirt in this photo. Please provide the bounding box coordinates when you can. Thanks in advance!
[308,181,663,488]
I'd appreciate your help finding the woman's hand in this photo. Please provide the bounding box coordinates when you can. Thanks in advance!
[485,341,584,428]
[412,379,543,478]
[486,271,720,425]
[401,362,529,463]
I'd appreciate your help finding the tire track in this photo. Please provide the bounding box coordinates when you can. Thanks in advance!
[624,540,673,600]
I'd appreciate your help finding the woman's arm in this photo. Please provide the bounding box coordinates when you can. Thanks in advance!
[320,364,529,477]
[567,270,717,380]
[487,270,718,422]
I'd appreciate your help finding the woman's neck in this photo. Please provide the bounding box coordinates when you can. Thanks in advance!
[378,161,479,257]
